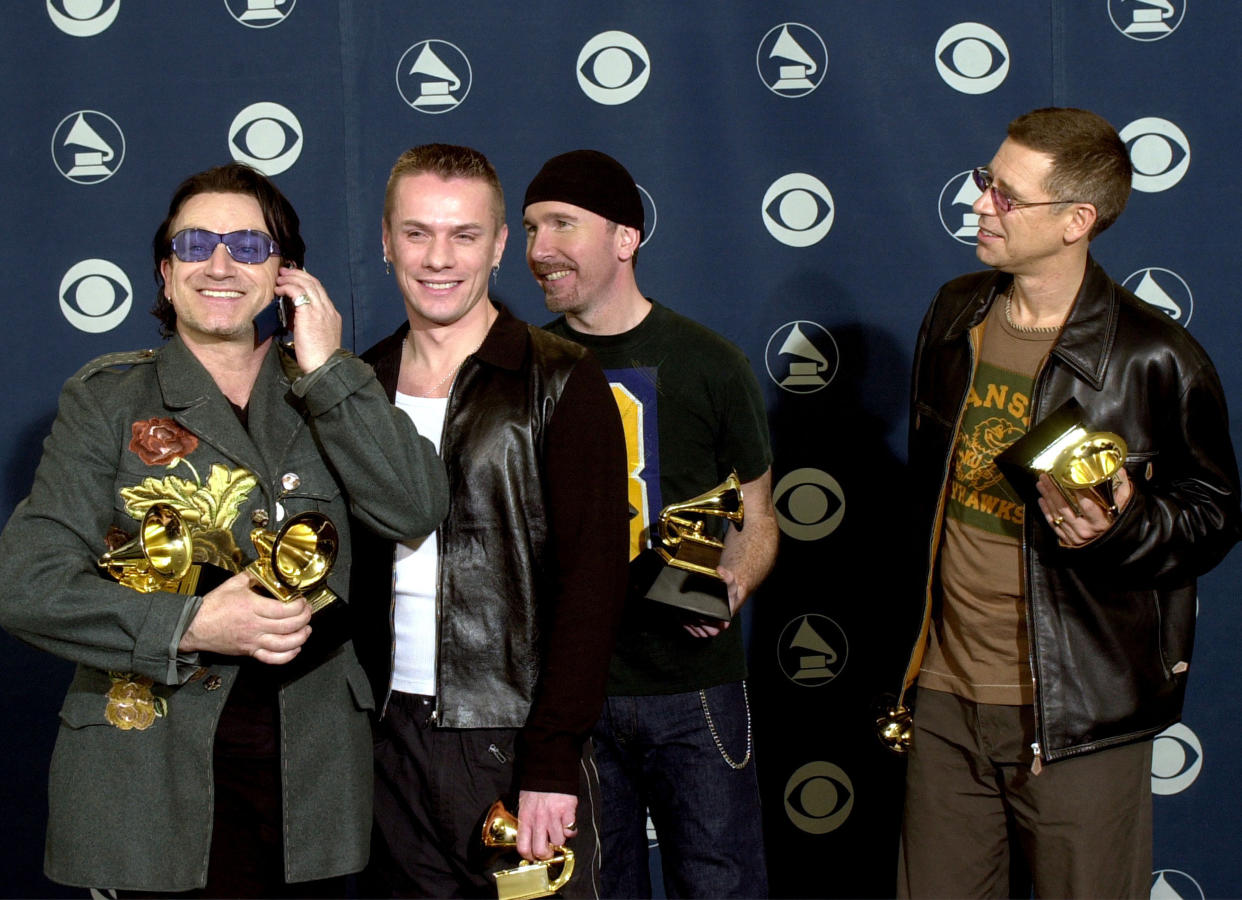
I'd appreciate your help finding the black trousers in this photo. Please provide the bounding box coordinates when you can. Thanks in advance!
[368,692,601,899]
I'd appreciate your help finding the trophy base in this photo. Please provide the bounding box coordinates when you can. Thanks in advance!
[644,564,731,621]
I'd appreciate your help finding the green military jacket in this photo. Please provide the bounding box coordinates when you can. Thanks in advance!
[0,335,447,891]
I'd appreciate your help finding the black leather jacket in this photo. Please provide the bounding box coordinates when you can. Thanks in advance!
[351,305,628,792]
[899,257,1240,764]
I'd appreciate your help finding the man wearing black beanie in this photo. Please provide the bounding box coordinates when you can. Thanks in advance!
[524,150,778,899]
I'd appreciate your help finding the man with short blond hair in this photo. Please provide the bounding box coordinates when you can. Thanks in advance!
[354,143,628,898]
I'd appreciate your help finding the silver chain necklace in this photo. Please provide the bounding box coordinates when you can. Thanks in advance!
[1003,284,1061,334]
[403,337,472,398]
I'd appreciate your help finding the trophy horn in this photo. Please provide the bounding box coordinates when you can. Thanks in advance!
[480,800,575,900]
[1050,432,1127,518]
[655,471,744,578]
[481,800,520,849]
[99,502,194,593]
[247,512,340,612]
[875,703,913,754]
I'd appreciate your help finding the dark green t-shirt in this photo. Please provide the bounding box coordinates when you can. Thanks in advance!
[546,301,773,695]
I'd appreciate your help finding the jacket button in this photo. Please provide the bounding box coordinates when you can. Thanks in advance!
[251,509,270,527]
[203,674,223,691]
[281,472,301,492]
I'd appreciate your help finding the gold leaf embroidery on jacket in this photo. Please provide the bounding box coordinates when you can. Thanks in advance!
[103,673,166,731]
[119,464,258,572]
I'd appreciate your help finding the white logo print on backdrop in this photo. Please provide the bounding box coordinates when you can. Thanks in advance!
[939,169,983,245]
[935,23,1009,94]
[228,102,303,175]
[1120,117,1190,192]
[47,0,120,36]
[397,40,472,113]
[1108,0,1186,41]
[59,259,132,333]
[577,31,650,104]
[52,111,125,185]
[762,174,834,247]
[1123,267,1194,325]
[765,321,839,393]
[224,0,296,28]
[756,23,828,97]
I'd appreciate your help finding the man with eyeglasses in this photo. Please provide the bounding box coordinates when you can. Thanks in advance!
[895,107,1239,897]
[0,162,448,895]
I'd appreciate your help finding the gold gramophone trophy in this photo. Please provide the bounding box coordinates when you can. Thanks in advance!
[98,502,203,594]
[480,800,575,900]
[656,471,745,576]
[246,512,339,612]
[1048,432,1128,518]
[643,472,744,620]
[995,398,1129,520]
[874,699,913,754]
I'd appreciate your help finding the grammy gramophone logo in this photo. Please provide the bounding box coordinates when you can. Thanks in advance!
[778,614,848,686]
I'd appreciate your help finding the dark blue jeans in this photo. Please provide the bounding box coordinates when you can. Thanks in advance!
[592,681,768,899]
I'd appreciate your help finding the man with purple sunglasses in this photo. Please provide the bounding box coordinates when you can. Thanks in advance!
[0,162,448,895]
[894,107,1239,897]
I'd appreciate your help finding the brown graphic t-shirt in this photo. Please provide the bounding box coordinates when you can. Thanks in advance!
[919,299,1057,705]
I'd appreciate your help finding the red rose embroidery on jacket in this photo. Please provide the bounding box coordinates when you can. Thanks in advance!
[129,417,199,467]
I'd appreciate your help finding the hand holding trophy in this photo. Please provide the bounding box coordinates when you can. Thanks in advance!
[644,471,744,620]
[246,512,340,612]
[480,800,575,900]
[996,398,1129,523]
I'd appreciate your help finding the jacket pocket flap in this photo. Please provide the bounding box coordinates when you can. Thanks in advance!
[58,690,112,729]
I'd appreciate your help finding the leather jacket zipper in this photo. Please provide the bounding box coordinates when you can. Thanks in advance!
[1024,357,1055,770]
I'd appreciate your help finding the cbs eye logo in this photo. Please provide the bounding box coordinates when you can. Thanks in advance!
[59,259,132,333]
[935,22,1009,94]
[228,102,303,176]
[1123,267,1193,326]
[1119,117,1190,192]
[577,31,650,105]
[637,184,657,246]
[773,468,845,541]
[1151,722,1202,795]
[762,174,834,247]
[47,0,120,36]
[784,761,854,834]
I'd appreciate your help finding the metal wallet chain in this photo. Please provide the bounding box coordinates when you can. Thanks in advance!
[699,680,753,770]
